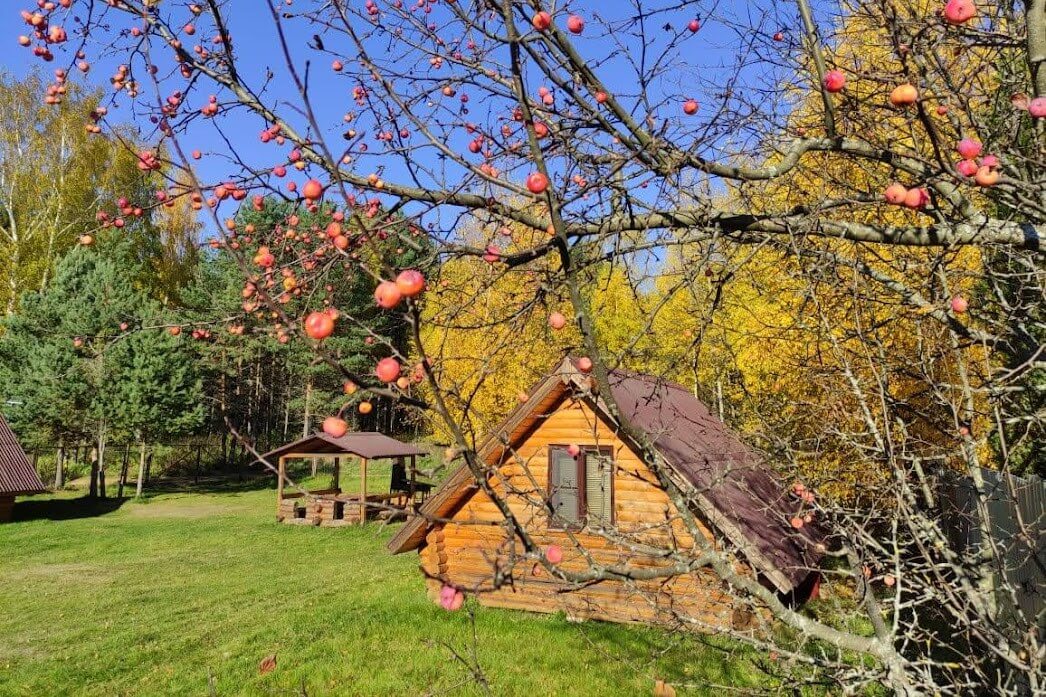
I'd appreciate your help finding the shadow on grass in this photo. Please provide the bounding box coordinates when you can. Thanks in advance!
[145,472,274,495]
[13,495,129,521]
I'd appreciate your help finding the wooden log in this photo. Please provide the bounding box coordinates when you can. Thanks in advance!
[359,457,367,525]
[276,455,286,520]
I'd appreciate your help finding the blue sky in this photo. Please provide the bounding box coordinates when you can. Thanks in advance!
[2,1,806,241]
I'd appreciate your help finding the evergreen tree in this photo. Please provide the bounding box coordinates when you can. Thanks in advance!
[0,235,203,495]
[109,324,204,496]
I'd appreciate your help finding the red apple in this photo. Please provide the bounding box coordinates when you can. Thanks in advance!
[566,15,584,34]
[439,584,464,611]
[302,179,324,200]
[1029,97,1046,118]
[889,83,918,106]
[956,160,978,177]
[682,99,699,115]
[950,295,968,313]
[943,0,976,24]
[323,416,348,438]
[822,70,846,93]
[790,516,804,529]
[577,356,593,373]
[395,269,426,297]
[532,11,551,31]
[526,171,549,194]
[304,311,335,340]
[956,138,982,160]
[974,166,999,187]
[903,187,929,209]
[883,182,908,205]
[687,19,700,32]
[566,444,581,458]
[375,357,401,383]
[545,544,564,564]
[549,311,566,330]
[374,280,403,309]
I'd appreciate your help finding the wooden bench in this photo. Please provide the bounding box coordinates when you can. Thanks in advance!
[278,490,405,526]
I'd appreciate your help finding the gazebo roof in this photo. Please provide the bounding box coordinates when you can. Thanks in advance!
[259,431,427,463]
[0,415,45,496]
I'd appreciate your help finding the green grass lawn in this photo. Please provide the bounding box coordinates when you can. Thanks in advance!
[0,482,772,696]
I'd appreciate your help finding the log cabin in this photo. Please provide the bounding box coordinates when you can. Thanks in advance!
[0,414,45,522]
[388,358,825,630]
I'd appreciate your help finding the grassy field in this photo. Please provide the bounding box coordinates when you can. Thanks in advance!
[0,477,772,696]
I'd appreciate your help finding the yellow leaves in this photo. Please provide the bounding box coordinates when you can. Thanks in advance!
[420,216,577,443]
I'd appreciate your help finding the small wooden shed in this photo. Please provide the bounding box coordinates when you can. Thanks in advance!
[261,431,428,526]
[389,358,825,629]
[0,415,45,522]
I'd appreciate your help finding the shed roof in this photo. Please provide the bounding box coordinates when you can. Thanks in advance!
[388,358,825,595]
[259,431,427,462]
[0,415,45,496]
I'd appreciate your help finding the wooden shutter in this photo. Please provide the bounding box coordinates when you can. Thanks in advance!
[584,449,612,525]
[549,447,580,525]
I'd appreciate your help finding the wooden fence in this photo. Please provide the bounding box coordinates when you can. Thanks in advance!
[935,467,1045,631]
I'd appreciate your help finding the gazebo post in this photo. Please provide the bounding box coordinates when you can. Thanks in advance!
[332,456,340,492]
[359,457,368,524]
[276,455,286,520]
[409,454,417,509]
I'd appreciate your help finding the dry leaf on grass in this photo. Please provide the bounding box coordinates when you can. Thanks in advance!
[258,654,277,675]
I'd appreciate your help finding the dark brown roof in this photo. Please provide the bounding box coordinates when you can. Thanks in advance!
[605,369,825,591]
[259,431,427,463]
[0,415,45,496]
[388,358,825,595]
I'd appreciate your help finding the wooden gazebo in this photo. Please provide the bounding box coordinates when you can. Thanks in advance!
[0,415,45,522]
[260,431,428,527]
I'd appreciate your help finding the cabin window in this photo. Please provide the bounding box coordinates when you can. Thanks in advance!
[584,449,612,525]
[548,446,613,528]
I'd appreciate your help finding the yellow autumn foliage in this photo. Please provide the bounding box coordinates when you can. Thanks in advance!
[420,216,579,445]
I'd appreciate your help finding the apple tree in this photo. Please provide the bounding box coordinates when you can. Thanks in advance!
[14,0,1044,693]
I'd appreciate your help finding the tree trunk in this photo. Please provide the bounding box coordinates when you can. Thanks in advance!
[53,445,65,489]
[96,427,107,499]
[88,446,99,498]
[135,441,147,498]
[144,451,153,485]
[117,445,131,498]
[304,376,317,476]
[716,378,725,421]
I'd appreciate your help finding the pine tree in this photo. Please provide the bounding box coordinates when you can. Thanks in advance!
[0,234,203,496]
